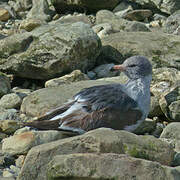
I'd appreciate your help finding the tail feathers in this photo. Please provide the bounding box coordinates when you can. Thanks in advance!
[22,120,80,135]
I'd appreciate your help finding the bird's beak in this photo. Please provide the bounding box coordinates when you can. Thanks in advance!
[110,65,126,71]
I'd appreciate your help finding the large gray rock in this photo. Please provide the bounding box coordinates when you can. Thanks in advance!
[160,122,180,152]
[96,10,150,32]
[51,0,119,13]
[26,0,54,22]
[17,128,174,180]
[128,0,180,14]
[47,153,180,180]
[100,31,180,70]
[0,73,11,98]
[159,82,180,122]
[163,11,180,34]
[0,22,101,79]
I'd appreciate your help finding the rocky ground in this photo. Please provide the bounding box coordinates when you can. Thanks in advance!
[0,0,180,179]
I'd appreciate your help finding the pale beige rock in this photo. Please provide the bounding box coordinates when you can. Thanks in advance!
[45,70,89,87]
[19,18,44,32]
[0,8,10,21]
[2,130,71,155]
[0,120,20,134]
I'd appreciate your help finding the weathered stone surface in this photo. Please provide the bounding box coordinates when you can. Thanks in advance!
[0,73,11,98]
[19,18,45,32]
[51,0,119,13]
[18,128,174,180]
[47,153,180,180]
[151,68,180,97]
[96,10,150,32]
[2,130,71,156]
[101,32,180,70]
[0,8,10,21]
[45,70,89,88]
[160,122,180,152]
[128,0,180,14]
[0,120,20,135]
[26,0,54,22]
[0,109,20,121]
[123,9,152,21]
[0,22,101,79]
[0,93,22,109]
[21,77,125,117]
[159,83,180,121]
[163,11,180,34]
[56,14,92,26]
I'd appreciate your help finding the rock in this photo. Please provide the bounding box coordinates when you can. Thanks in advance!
[0,73,11,98]
[47,153,180,180]
[92,23,114,38]
[149,96,163,118]
[56,14,92,26]
[123,9,152,21]
[26,0,54,22]
[0,22,101,79]
[20,77,126,117]
[128,0,180,14]
[160,122,180,152]
[101,32,180,70]
[163,11,180,34]
[0,109,20,121]
[13,0,32,12]
[15,155,25,168]
[151,68,180,97]
[113,0,133,13]
[96,10,150,32]
[11,88,32,99]
[51,0,119,13]
[17,128,174,180]
[0,120,20,135]
[133,118,156,135]
[2,130,73,156]
[0,8,11,21]
[45,70,89,88]
[0,93,22,109]
[159,83,180,121]
[19,18,45,32]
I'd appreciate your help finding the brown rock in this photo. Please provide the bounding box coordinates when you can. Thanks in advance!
[0,8,10,21]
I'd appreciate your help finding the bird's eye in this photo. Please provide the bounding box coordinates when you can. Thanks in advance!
[128,64,136,67]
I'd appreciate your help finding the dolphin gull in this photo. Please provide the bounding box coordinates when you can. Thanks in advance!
[24,56,152,134]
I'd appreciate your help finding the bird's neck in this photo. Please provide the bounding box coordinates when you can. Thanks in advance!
[124,74,152,100]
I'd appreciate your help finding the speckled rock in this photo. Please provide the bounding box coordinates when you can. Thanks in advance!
[2,130,73,155]
[159,82,180,121]
[96,10,150,32]
[45,70,89,88]
[0,109,20,121]
[19,18,45,32]
[0,73,11,98]
[0,22,101,79]
[0,8,11,21]
[123,9,152,21]
[160,122,180,152]
[47,153,180,180]
[0,93,22,109]
[17,128,174,180]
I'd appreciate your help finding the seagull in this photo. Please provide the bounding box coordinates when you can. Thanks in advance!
[24,56,152,134]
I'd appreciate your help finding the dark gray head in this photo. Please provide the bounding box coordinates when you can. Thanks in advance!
[113,56,152,79]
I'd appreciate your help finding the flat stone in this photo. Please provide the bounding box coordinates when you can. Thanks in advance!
[2,130,74,155]
[47,153,180,180]
[17,128,174,180]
